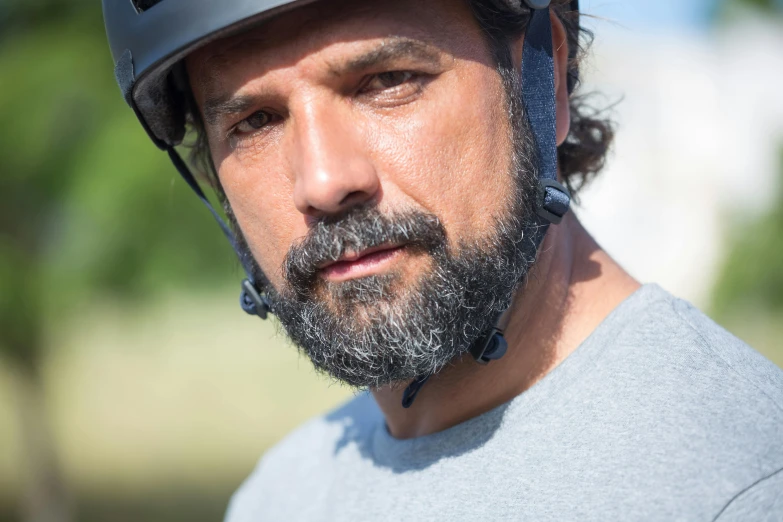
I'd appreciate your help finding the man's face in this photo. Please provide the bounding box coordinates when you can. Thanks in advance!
[188,0,540,386]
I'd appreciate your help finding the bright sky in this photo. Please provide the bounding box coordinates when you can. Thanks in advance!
[580,0,716,31]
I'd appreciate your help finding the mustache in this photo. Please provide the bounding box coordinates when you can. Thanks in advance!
[283,206,446,294]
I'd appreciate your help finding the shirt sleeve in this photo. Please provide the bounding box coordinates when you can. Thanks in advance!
[714,467,783,522]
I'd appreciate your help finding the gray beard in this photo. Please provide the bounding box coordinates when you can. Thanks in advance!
[237,59,544,388]
[269,200,540,388]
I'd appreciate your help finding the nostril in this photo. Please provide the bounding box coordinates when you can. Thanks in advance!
[339,190,373,208]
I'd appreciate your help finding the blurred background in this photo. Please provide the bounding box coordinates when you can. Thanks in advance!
[0,0,781,520]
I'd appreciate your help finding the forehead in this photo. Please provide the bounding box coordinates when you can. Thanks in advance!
[187,0,481,89]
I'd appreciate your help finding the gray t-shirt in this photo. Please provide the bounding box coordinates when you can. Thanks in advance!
[226,284,783,521]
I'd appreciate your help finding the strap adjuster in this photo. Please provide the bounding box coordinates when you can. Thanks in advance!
[470,328,509,365]
[536,179,571,225]
[240,279,270,320]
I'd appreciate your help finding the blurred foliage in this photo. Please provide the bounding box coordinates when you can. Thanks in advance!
[734,0,783,9]
[715,0,783,19]
[711,148,783,319]
[0,2,241,519]
[0,1,238,365]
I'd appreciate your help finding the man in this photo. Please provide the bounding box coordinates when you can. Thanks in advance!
[103,0,783,519]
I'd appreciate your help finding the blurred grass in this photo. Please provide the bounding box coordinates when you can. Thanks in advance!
[719,313,783,369]
[0,288,353,521]
[709,148,783,368]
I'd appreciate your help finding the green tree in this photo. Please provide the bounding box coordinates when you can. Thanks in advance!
[711,149,783,319]
[714,0,783,19]
[0,4,238,521]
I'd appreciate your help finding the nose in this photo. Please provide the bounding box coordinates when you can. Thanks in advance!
[290,102,380,218]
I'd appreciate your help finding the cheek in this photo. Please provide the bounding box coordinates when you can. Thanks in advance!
[217,153,302,287]
[368,64,514,243]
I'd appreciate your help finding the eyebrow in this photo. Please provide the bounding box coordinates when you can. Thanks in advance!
[203,93,257,127]
[328,37,443,77]
[201,37,443,127]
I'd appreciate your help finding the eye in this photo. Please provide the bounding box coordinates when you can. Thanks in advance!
[363,71,415,92]
[235,111,273,134]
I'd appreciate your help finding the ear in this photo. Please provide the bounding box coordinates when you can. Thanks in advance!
[551,10,571,146]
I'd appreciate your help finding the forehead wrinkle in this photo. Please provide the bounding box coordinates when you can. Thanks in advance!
[194,0,462,78]
[195,2,337,82]
[197,36,274,95]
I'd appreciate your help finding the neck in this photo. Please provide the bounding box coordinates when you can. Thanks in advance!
[372,213,640,439]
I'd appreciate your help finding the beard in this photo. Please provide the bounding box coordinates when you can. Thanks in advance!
[235,62,545,388]
[270,198,539,388]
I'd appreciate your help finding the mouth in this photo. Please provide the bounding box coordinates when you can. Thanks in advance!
[319,244,406,282]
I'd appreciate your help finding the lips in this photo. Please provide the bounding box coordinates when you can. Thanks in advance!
[319,244,405,281]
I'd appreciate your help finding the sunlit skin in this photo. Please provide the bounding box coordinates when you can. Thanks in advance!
[187,0,640,439]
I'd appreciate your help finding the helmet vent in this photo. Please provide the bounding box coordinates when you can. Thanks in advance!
[131,0,163,14]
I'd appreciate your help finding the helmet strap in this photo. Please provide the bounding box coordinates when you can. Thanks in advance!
[401,2,571,409]
[166,147,272,319]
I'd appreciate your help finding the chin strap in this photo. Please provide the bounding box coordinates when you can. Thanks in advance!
[166,148,272,319]
[523,5,571,229]
[401,1,571,409]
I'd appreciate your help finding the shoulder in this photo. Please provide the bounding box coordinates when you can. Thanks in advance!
[661,293,783,517]
[604,285,783,406]
[223,392,382,522]
[638,284,783,409]
[597,285,783,514]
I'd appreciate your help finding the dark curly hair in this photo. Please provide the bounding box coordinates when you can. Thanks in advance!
[186,0,614,203]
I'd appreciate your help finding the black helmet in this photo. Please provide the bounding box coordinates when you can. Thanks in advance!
[102,0,576,407]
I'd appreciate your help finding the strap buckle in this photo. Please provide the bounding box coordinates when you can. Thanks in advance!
[536,179,571,225]
[240,279,270,320]
[470,328,509,365]
[402,375,432,409]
